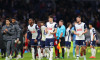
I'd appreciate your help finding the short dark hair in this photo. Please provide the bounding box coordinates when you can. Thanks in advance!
[48,15,53,18]
[67,22,71,27]
[6,18,11,22]
[29,18,34,20]
[12,17,16,20]
[59,20,64,23]
[89,23,93,26]
[6,18,10,20]
[77,16,81,19]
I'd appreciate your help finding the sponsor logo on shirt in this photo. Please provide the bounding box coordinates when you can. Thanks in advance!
[77,28,82,31]
[47,28,52,30]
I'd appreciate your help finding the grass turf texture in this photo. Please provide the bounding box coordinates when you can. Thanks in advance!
[0,52,100,60]
[0,41,100,60]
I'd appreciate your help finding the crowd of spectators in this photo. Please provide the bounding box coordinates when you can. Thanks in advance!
[0,0,100,32]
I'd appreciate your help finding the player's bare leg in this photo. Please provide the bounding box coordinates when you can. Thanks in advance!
[67,47,70,58]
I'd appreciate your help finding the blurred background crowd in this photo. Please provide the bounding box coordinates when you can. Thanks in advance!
[0,0,100,32]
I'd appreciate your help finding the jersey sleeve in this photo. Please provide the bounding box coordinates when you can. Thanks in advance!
[27,29,31,40]
[92,28,96,35]
[35,25,41,40]
[45,23,47,27]
[73,26,76,31]
[54,23,57,28]
[84,23,87,29]
[92,28,98,40]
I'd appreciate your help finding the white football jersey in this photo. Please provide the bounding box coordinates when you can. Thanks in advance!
[46,22,57,38]
[74,22,87,40]
[65,28,71,42]
[28,24,38,39]
[41,25,46,41]
[90,28,97,41]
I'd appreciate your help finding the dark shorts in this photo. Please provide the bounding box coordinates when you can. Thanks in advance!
[45,38,54,48]
[31,39,41,46]
[90,41,96,46]
[60,37,65,47]
[75,40,86,46]
[41,41,45,48]
[65,41,71,47]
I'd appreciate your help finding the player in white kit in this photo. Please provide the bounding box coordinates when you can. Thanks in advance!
[27,18,41,60]
[74,16,87,60]
[89,23,98,58]
[40,21,46,58]
[65,23,72,58]
[45,15,57,60]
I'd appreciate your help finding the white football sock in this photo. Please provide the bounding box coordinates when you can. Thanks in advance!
[32,48,35,59]
[76,55,79,59]
[50,48,53,60]
[84,55,86,60]
[38,48,41,60]
[43,49,46,56]
[67,48,70,57]
[93,48,96,57]
[45,48,49,58]
[91,48,93,56]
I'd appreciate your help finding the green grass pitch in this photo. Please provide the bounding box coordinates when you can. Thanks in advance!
[1,42,100,60]
[0,51,100,60]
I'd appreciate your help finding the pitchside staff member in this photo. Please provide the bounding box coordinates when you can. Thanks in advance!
[11,18,20,58]
[0,22,6,58]
[17,26,24,59]
[58,20,66,59]
[1,19,14,60]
